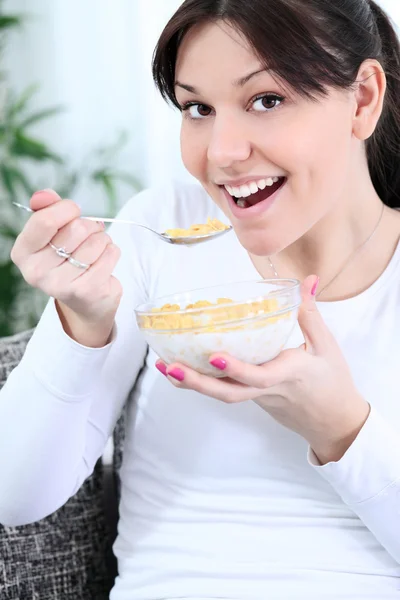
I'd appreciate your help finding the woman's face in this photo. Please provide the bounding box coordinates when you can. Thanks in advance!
[175,21,358,256]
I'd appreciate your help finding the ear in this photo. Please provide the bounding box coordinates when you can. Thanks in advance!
[352,59,386,141]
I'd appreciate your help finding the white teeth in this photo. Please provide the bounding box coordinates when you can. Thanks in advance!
[224,177,282,198]
[257,179,267,190]
[236,199,247,208]
[239,185,252,198]
[232,186,242,197]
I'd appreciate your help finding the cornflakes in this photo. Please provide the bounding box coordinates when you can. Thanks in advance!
[164,218,230,238]
[139,297,288,332]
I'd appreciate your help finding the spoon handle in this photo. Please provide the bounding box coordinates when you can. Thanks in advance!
[82,215,147,226]
[13,202,153,229]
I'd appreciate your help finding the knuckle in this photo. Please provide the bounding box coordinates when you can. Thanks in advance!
[23,262,44,287]
[221,391,239,404]
[63,199,81,216]
[90,232,112,249]
[10,241,21,266]
[112,278,123,300]
[36,213,57,236]
[70,218,90,240]
[258,373,271,389]
[103,233,112,246]
[109,243,121,258]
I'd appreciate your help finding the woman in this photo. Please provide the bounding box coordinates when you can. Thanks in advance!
[1,0,400,598]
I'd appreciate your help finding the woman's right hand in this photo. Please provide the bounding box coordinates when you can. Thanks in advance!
[11,189,122,347]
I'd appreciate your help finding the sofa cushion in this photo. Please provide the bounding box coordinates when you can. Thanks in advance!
[0,330,114,600]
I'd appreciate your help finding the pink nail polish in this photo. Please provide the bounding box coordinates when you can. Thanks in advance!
[210,358,227,370]
[167,368,185,382]
[311,277,320,296]
[156,362,167,376]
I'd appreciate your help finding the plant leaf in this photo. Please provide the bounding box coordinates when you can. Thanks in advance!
[0,223,19,240]
[10,166,34,196]
[7,83,40,119]
[0,164,34,199]
[0,260,21,337]
[93,170,118,216]
[19,106,65,129]
[0,164,16,198]
[0,15,22,30]
[11,131,64,163]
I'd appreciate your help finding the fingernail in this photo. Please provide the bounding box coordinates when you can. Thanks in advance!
[210,358,227,370]
[32,188,59,198]
[96,220,106,229]
[156,362,167,376]
[167,368,185,382]
[311,277,320,296]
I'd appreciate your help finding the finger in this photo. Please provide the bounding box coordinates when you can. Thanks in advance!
[58,231,113,281]
[50,217,105,256]
[30,188,62,211]
[13,199,81,258]
[78,242,121,283]
[206,350,294,389]
[298,275,336,354]
[30,241,121,302]
[161,360,261,402]
[17,223,109,290]
[70,243,123,309]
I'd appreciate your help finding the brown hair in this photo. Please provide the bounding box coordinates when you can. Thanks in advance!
[152,0,400,208]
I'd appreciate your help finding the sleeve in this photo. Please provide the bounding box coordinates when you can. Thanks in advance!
[308,405,400,564]
[0,189,165,526]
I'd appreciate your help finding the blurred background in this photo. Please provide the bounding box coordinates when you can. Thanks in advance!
[0,0,399,335]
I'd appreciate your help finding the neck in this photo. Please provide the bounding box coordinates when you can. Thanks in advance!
[250,176,399,301]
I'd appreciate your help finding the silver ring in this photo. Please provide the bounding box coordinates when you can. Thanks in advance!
[67,256,90,270]
[49,242,71,259]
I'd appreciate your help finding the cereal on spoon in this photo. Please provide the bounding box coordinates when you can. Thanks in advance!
[164,217,230,238]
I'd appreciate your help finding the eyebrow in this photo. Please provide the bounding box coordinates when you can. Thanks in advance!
[175,68,268,94]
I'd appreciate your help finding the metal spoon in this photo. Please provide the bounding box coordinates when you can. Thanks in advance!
[12,202,232,246]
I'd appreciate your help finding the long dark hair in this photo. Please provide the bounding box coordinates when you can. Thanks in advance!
[152,0,400,208]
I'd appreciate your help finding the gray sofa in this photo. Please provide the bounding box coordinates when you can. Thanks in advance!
[0,330,127,600]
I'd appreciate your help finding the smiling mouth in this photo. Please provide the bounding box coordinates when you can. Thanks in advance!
[224,177,286,208]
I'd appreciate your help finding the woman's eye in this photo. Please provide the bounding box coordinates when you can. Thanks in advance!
[252,94,283,112]
[185,104,212,119]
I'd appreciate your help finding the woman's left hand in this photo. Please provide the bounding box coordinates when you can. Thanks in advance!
[156,276,370,465]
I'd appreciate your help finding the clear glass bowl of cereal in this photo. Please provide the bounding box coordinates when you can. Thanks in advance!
[135,279,301,377]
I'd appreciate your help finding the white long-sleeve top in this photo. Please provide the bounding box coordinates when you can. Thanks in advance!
[1,182,400,600]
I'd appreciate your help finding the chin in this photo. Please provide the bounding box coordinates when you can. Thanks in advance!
[234,228,275,257]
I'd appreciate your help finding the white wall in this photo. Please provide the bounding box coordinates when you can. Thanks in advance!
[3,0,400,213]
[380,0,400,23]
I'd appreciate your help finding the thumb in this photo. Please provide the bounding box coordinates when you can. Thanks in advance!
[298,275,333,354]
[30,188,62,211]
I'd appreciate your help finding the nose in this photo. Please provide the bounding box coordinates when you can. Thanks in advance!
[207,114,251,168]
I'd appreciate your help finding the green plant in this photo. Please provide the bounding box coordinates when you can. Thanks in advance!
[0,8,142,336]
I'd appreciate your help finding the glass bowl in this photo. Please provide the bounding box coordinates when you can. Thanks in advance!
[135,279,301,377]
